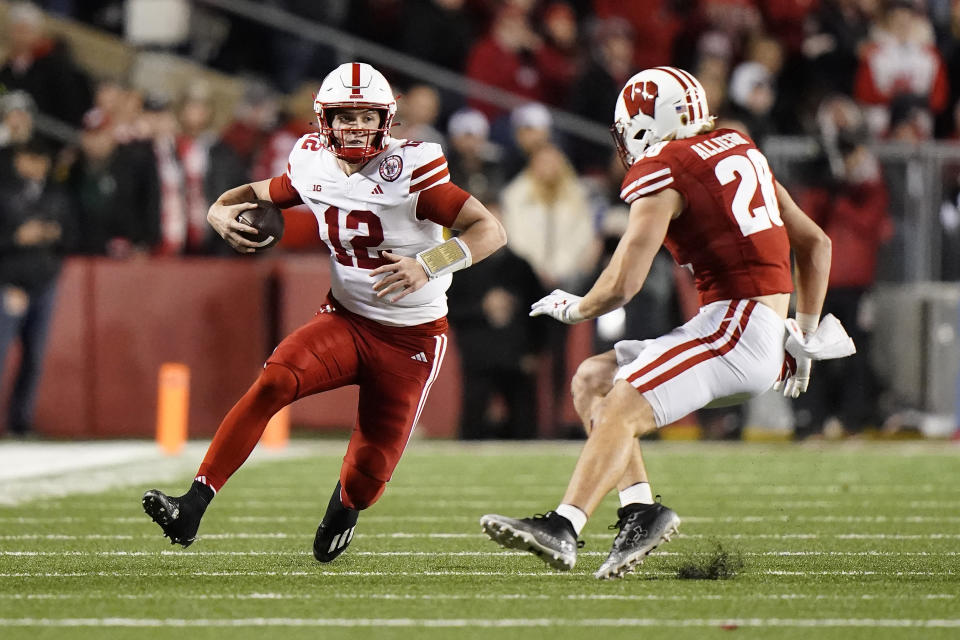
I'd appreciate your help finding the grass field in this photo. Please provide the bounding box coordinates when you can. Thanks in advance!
[1,440,959,639]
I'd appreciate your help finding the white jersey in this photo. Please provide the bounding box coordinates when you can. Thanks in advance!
[283,135,462,326]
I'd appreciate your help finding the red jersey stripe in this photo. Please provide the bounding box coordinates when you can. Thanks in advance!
[635,301,757,392]
[626,301,738,384]
[410,168,449,193]
[412,156,446,179]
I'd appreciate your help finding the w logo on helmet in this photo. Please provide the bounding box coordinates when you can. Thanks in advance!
[622,81,658,118]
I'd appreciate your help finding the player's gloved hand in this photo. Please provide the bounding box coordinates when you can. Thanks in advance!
[772,313,817,398]
[529,289,585,324]
[773,352,811,398]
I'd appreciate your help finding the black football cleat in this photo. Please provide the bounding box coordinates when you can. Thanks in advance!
[594,500,681,579]
[142,481,211,548]
[313,482,359,563]
[480,511,583,570]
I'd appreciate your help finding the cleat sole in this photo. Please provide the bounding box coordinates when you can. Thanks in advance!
[480,516,575,571]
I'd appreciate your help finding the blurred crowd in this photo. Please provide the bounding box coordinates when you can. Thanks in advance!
[1,0,957,440]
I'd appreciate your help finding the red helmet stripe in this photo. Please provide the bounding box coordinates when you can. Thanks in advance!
[655,67,695,122]
[674,67,705,121]
[350,63,363,98]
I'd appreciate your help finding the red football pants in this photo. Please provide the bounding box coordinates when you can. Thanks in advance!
[197,300,447,509]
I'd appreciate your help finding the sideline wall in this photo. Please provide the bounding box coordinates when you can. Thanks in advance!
[4,256,464,439]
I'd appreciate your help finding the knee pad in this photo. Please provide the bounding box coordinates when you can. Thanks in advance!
[256,363,299,406]
[339,462,386,510]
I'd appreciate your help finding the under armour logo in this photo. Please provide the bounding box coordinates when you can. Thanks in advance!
[553,299,567,309]
[411,352,428,363]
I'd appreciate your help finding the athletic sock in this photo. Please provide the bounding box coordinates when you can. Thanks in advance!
[555,503,587,536]
[619,482,654,507]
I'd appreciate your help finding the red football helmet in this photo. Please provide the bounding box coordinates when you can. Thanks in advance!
[314,62,397,163]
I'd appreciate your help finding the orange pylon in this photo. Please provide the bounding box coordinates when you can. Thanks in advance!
[156,363,189,455]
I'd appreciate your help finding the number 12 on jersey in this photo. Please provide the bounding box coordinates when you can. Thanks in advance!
[323,206,386,269]
[715,149,783,237]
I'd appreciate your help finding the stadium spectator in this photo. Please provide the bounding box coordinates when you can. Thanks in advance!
[447,204,547,439]
[142,62,506,564]
[176,85,218,254]
[566,16,635,173]
[725,61,777,145]
[464,4,545,123]
[535,2,582,108]
[481,66,841,579]
[206,81,280,216]
[0,91,38,178]
[0,2,92,127]
[802,0,875,105]
[854,0,950,136]
[503,102,554,179]
[67,108,159,257]
[592,0,684,71]
[0,138,75,438]
[390,84,446,147]
[793,124,893,439]
[445,108,506,205]
[401,0,475,73]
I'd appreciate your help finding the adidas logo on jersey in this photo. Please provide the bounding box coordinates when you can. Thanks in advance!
[371,184,384,195]
[411,352,428,362]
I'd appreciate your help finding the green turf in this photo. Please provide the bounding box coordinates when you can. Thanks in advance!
[2,440,960,639]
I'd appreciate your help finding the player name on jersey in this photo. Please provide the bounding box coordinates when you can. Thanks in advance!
[689,131,750,160]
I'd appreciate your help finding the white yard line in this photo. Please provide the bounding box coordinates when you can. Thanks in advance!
[4,550,960,558]
[4,514,960,524]
[1,570,955,577]
[0,592,955,601]
[3,532,960,540]
[1,617,960,628]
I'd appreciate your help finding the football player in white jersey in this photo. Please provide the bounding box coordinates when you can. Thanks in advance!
[142,63,506,562]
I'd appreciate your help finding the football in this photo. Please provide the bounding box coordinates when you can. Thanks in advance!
[236,200,284,250]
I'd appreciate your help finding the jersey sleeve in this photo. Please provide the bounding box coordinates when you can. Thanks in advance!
[409,143,451,195]
[620,157,675,204]
[407,142,469,226]
[268,164,304,208]
[415,182,470,227]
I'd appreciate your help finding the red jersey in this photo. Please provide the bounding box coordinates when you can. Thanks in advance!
[619,128,793,305]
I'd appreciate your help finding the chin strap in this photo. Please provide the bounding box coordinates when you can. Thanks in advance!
[415,237,472,279]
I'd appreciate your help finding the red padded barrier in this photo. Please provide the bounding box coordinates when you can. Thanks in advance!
[91,257,272,437]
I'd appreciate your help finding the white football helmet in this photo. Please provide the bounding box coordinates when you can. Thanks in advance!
[314,62,397,163]
[611,66,714,167]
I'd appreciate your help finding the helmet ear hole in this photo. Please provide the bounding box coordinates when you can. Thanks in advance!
[679,113,689,126]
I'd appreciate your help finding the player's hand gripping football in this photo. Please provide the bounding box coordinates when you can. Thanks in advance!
[529,289,585,324]
[370,252,429,302]
[206,201,261,254]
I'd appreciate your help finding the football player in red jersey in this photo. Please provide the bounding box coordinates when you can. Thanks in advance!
[142,63,506,561]
[482,67,843,579]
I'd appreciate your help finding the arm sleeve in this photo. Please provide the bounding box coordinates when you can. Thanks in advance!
[415,182,471,227]
[269,169,304,208]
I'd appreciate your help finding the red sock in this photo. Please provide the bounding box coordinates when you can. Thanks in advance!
[195,364,298,491]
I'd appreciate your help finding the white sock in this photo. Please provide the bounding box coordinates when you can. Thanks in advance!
[619,482,653,507]
[555,503,587,535]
